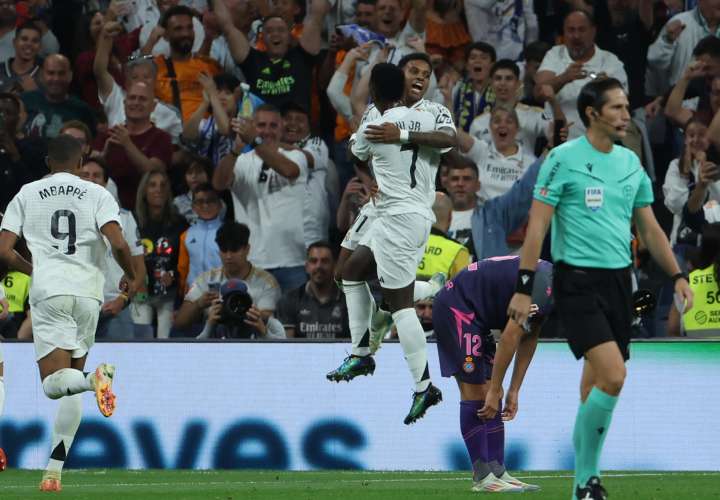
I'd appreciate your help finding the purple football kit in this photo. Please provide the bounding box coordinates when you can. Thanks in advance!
[433,256,553,384]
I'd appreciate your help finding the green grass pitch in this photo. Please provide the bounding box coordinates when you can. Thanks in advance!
[2,470,719,499]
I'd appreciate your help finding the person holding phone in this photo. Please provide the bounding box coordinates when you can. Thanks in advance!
[663,118,720,246]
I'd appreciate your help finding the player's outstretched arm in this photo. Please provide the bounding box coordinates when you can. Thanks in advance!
[507,200,554,326]
[101,222,137,297]
[479,319,525,420]
[633,205,693,311]
[0,230,32,276]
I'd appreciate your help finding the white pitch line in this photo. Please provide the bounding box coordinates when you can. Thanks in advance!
[2,471,719,490]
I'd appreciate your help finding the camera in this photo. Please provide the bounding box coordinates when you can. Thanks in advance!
[220,279,252,323]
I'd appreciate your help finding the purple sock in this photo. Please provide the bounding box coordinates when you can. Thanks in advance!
[486,400,506,476]
[460,400,491,481]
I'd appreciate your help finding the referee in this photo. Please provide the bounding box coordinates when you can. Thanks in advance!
[507,78,693,500]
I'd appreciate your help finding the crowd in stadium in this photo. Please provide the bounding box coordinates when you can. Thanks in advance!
[0,0,719,340]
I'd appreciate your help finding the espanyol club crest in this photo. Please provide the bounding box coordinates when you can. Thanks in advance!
[585,187,603,212]
[462,356,475,373]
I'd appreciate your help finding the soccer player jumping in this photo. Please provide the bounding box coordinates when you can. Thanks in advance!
[0,136,137,491]
[507,78,693,499]
[329,63,455,424]
[433,256,552,493]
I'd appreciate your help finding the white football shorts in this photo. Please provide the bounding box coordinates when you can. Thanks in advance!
[31,295,101,361]
[360,212,431,289]
[341,202,378,252]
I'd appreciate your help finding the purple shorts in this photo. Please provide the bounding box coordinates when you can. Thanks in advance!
[432,287,495,384]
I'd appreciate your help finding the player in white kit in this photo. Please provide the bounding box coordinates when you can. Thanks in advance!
[0,136,136,491]
[336,53,457,352]
[327,63,456,425]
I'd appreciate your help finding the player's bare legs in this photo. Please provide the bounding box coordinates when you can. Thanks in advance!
[572,341,625,500]
[38,350,116,492]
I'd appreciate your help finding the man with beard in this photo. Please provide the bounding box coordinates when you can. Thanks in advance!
[535,9,628,139]
[336,52,455,351]
[154,5,221,122]
[21,55,97,138]
[277,241,349,339]
[213,0,328,111]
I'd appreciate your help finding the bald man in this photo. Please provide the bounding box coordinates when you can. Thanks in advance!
[96,81,173,209]
[22,55,96,138]
[416,192,472,281]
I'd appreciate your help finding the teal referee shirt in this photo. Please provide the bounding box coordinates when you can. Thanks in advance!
[533,135,653,269]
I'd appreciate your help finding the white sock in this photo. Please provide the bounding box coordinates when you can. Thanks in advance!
[343,280,373,356]
[413,281,434,301]
[42,369,93,400]
[0,375,5,417]
[393,308,431,392]
[46,394,82,473]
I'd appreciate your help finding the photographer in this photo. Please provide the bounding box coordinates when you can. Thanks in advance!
[174,221,283,338]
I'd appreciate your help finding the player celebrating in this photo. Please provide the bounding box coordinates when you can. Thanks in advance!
[433,256,552,493]
[507,78,693,499]
[0,136,137,491]
[328,63,451,424]
[336,52,457,349]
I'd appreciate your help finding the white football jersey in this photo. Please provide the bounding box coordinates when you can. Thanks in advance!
[468,103,550,154]
[103,209,144,301]
[352,106,437,219]
[1,172,121,305]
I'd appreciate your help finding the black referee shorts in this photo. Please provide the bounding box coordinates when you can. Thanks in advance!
[553,262,633,361]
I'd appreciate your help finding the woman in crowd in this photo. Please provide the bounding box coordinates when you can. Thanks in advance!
[133,169,187,339]
[663,118,720,246]
[459,105,536,203]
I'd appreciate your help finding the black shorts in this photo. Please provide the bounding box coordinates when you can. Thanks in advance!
[553,262,633,361]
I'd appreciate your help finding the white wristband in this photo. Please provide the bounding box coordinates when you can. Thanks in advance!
[399,129,409,143]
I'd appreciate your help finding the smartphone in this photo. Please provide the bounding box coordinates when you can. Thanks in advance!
[208,281,221,294]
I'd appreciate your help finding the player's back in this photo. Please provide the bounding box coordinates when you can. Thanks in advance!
[452,256,552,329]
[3,172,120,304]
[358,106,437,218]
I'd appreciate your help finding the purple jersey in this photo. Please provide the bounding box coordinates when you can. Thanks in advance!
[441,256,553,330]
[433,256,553,382]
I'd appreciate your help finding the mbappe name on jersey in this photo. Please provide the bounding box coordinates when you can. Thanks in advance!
[38,184,88,201]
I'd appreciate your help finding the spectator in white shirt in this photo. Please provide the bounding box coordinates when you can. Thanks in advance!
[463,0,538,61]
[460,105,536,203]
[469,59,552,155]
[94,21,183,143]
[281,103,335,248]
[647,0,720,93]
[535,9,628,139]
[212,103,309,292]
[663,118,720,244]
